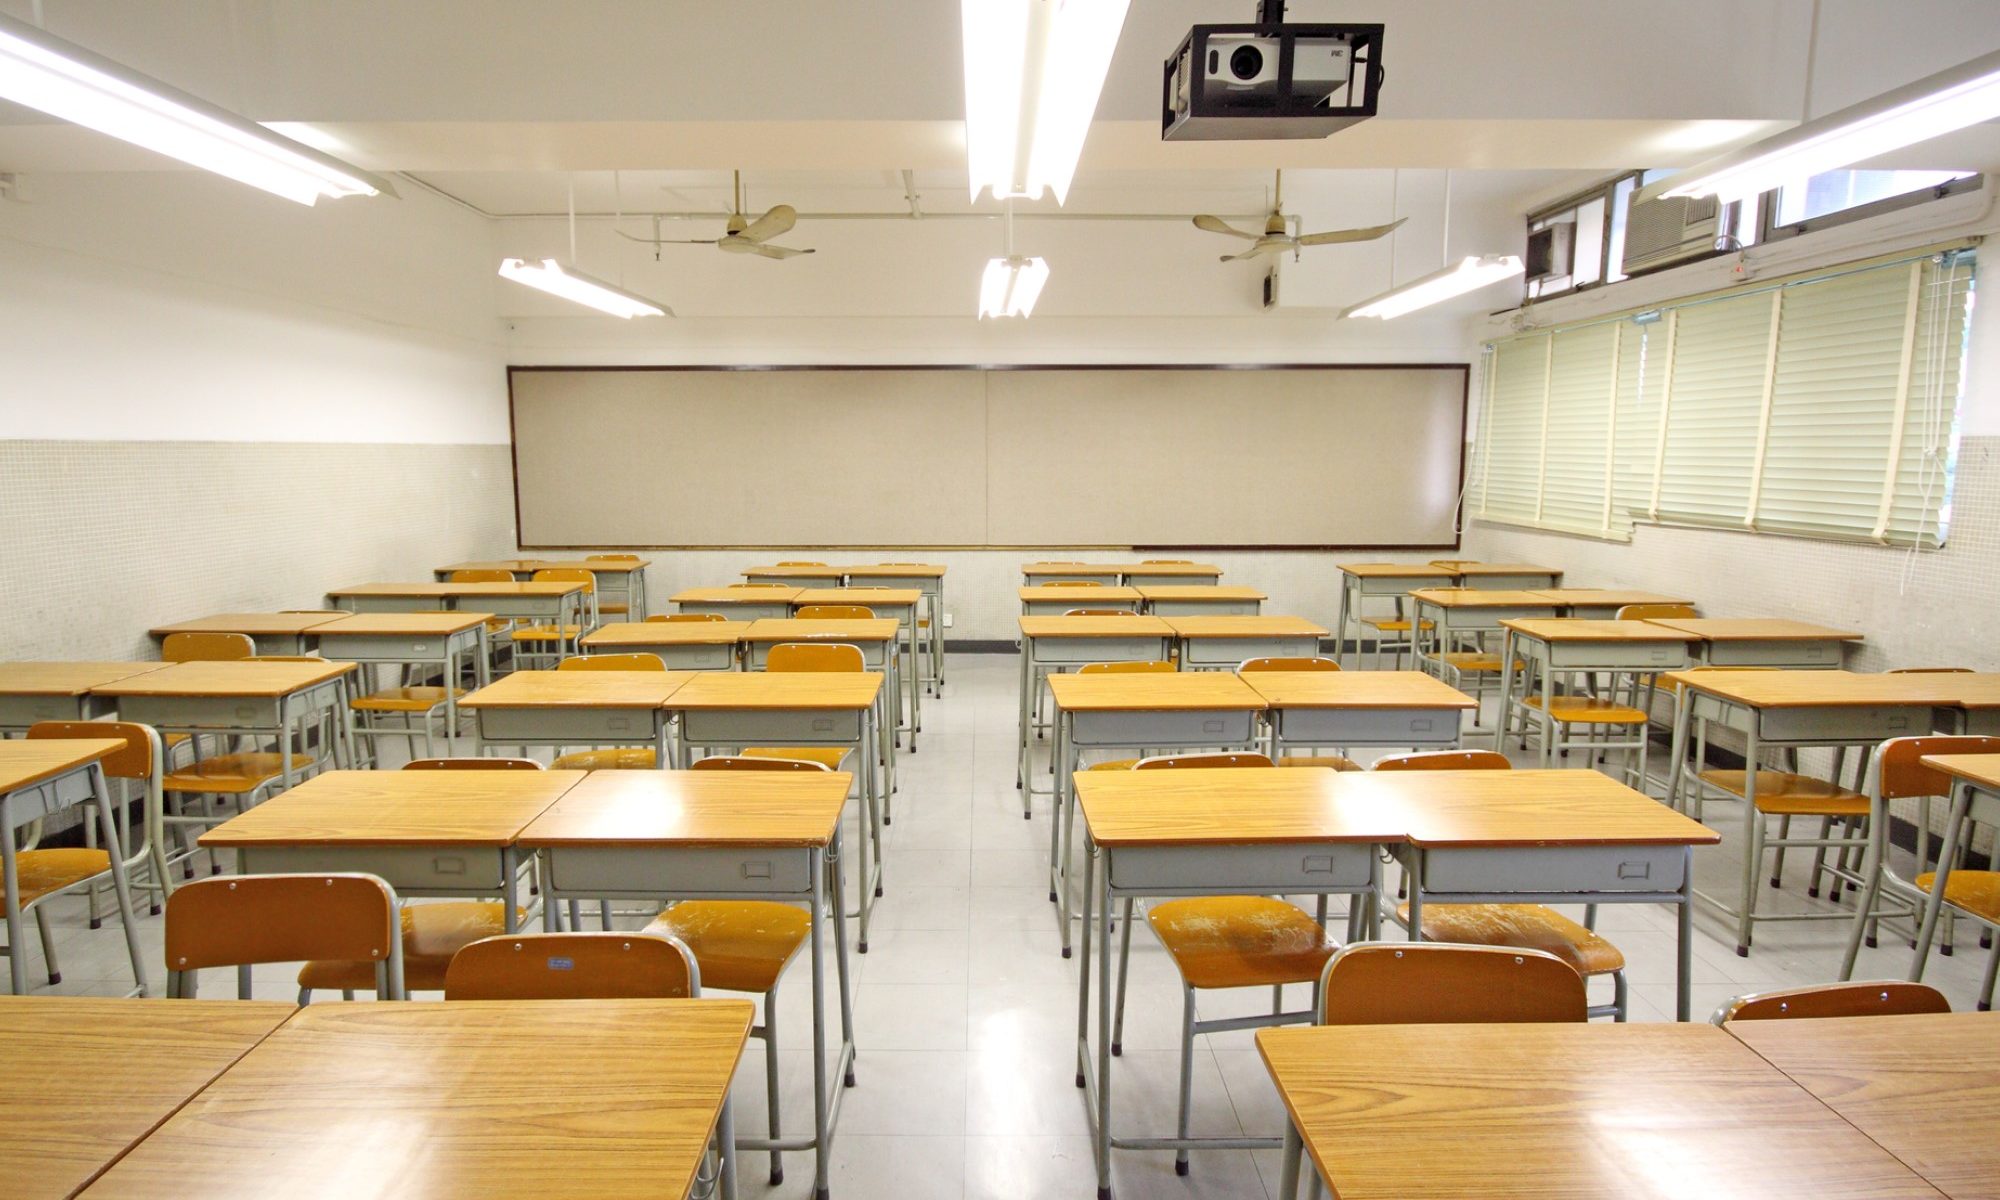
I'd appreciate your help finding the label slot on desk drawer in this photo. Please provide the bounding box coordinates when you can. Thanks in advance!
[1420,844,1685,895]
[1109,843,1374,892]
[544,846,812,894]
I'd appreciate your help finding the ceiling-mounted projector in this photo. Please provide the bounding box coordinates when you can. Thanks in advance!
[1162,3,1383,141]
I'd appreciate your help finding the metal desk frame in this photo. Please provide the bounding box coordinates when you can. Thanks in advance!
[1,757,147,996]
[1016,628,1175,811]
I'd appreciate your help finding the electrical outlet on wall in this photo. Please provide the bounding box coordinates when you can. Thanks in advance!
[943,613,954,628]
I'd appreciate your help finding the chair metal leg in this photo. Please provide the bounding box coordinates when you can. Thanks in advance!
[1174,985,1197,1177]
[31,906,59,985]
[1738,802,1766,956]
[1111,897,1135,1055]
[764,987,784,1185]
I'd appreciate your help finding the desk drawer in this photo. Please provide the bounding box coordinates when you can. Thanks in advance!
[1149,600,1261,617]
[1034,636,1168,666]
[1274,707,1463,746]
[342,596,447,614]
[476,707,660,744]
[629,643,738,671]
[680,602,791,620]
[748,642,884,670]
[1069,709,1258,748]
[1705,640,1843,667]
[1180,635,1320,668]
[3,768,96,829]
[119,694,284,731]
[544,845,812,895]
[1756,705,1930,743]
[681,709,863,745]
[237,844,508,891]
[1023,601,1141,617]
[0,694,101,729]
[1109,843,1373,892]
[1419,844,1685,895]
[316,633,468,662]
[1543,643,1690,671]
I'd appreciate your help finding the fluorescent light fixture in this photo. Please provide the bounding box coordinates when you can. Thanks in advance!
[978,255,1049,318]
[962,0,1130,204]
[0,11,392,205]
[498,259,671,319]
[1664,46,2000,203]
[1342,255,1525,320]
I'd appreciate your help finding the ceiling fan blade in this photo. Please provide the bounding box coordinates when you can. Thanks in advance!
[1220,238,1288,262]
[1295,216,1408,246]
[736,203,798,244]
[749,243,815,259]
[1193,214,1259,240]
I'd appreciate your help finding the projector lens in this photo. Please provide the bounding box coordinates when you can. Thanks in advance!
[1229,44,1264,80]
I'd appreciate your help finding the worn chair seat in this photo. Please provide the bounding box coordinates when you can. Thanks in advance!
[1146,896,1338,990]
[163,752,313,794]
[1440,651,1524,674]
[1278,755,1361,770]
[1397,902,1625,976]
[351,685,462,713]
[299,900,518,993]
[743,747,850,770]
[1699,769,1870,816]
[1520,695,1649,725]
[552,747,658,770]
[7,848,110,911]
[512,625,586,641]
[1913,869,2000,921]
[643,901,810,993]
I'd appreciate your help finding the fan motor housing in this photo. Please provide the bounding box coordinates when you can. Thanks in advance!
[1163,23,1384,141]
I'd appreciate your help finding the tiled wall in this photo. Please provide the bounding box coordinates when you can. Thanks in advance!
[0,440,516,660]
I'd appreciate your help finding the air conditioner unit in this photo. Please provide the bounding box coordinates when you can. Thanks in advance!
[1525,221,1574,282]
[1621,182,1722,275]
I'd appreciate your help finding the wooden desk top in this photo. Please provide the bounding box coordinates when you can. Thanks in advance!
[1337,562,1458,579]
[459,671,693,709]
[1134,585,1268,601]
[1018,615,1176,639]
[1917,753,2000,792]
[842,563,947,577]
[147,613,346,637]
[1018,585,1145,604]
[1409,588,1562,608]
[1075,767,1405,847]
[1500,618,1702,643]
[742,618,901,644]
[329,581,580,598]
[83,999,754,1200]
[1450,561,1563,577]
[306,612,493,637]
[1940,675,2000,711]
[744,564,847,579]
[1342,768,1719,848]
[1119,562,1223,576]
[1163,615,1330,638]
[1729,1011,2000,1200]
[667,671,884,710]
[1047,672,1266,712]
[518,769,852,848]
[199,768,586,848]
[1256,1022,1944,1200]
[1648,617,1865,642]
[90,660,356,698]
[1529,588,1696,606]
[581,620,751,648]
[0,996,292,1200]
[672,586,804,604]
[795,587,921,607]
[0,661,170,696]
[1022,562,1129,575]
[441,558,651,572]
[1242,670,1477,710]
[1664,669,1952,708]
[0,739,124,795]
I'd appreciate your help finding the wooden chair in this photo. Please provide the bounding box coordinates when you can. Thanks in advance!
[512,568,598,666]
[1358,612,1434,670]
[650,613,727,622]
[349,657,463,765]
[796,605,875,620]
[8,723,161,991]
[547,653,669,770]
[565,653,668,672]
[450,569,521,671]
[449,569,515,582]
[166,873,403,1000]
[160,631,254,662]
[1319,943,1588,1024]
[737,643,866,773]
[442,932,699,1000]
[1614,603,1697,621]
[1712,980,1950,1024]
[1374,749,1628,1020]
[1238,657,1340,672]
[585,554,644,619]
[404,757,544,771]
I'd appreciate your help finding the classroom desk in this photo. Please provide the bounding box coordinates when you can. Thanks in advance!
[0,661,170,732]
[1044,672,1267,957]
[581,619,749,670]
[1135,585,1265,616]
[1647,617,1863,667]
[1258,1021,1946,1200]
[1350,767,1718,1019]
[146,612,345,656]
[1332,562,1457,668]
[745,618,902,798]
[308,612,492,754]
[83,998,755,1200]
[199,768,586,934]
[460,670,691,765]
[329,583,587,662]
[1019,584,1144,617]
[92,660,359,785]
[842,564,947,692]
[1121,562,1224,586]
[744,563,848,588]
[1409,590,1563,712]
[1943,675,2000,735]
[1242,670,1476,759]
[1900,754,2000,990]
[1022,562,1128,587]
[520,770,856,1200]
[1729,1011,2000,1200]
[672,586,804,621]
[0,739,148,996]
[794,589,922,749]
[1165,615,1329,671]
[1444,561,1564,589]
[1072,767,1396,1195]
[1496,618,1697,761]
[438,558,651,617]
[1015,616,1176,809]
[1527,587,1696,619]
[0,995,292,1200]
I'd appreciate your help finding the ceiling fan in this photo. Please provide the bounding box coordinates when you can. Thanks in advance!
[634,170,817,259]
[1192,170,1404,262]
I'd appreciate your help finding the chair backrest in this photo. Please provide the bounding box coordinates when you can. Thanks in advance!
[767,642,864,673]
[161,631,254,662]
[442,933,698,1000]
[532,568,595,594]
[1064,609,1131,617]
[1141,559,1193,564]
[1135,752,1275,770]
[776,561,827,567]
[1373,749,1513,772]
[1870,734,2000,800]
[692,754,832,772]
[1238,657,1340,672]
[1046,580,1103,588]
[1079,661,1175,674]
[1616,603,1697,621]
[650,613,728,622]
[403,757,545,771]
[796,605,876,620]
[246,655,324,663]
[559,653,666,672]
[164,873,401,999]
[586,554,642,562]
[728,583,792,589]
[26,720,159,781]
[1713,981,1951,1024]
[1888,666,1974,673]
[448,569,515,583]
[1320,943,1588,1024]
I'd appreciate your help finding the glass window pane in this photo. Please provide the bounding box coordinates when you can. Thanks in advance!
[1774,170,1973,226]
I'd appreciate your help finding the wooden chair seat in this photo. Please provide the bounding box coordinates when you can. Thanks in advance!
[1520,695,1648,725]
[1395,902,1625,976]
[1698,769,1869,816]
[1146,896,1338,990]
[6,848,110,911]
[643,901,810,993]
[1278,755,1361,770]
[598,603,630,616]
[351,685,462,713]
[1359,618,1434,632]
[299,901,518,993]
[551,747,658,770]
[743,747,851,771]
[1088,759,1140,771]
[163,752,314,794]
[1913,869,2000,921]
[1440,651,1524,673]
[512,625,586,641]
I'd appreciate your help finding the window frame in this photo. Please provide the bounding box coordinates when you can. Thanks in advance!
[1758,172,1983,244]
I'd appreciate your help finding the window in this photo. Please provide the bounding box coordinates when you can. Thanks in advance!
[1471,248,1974,547]
[1770,170,1977,231]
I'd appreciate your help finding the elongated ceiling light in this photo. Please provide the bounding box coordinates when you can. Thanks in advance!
[498,259,669,319]
[979,255,1049,318]
[0,11,391,205]
[1343,255,1525,319]
[962,0,1130,204]
[1664,46,2000,203]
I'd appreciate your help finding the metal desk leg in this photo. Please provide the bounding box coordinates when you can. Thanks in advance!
[1332,578,1351,669]
[907,611,921,749]
[2,793,23,994]
[1278,1120,1305,1200]
[90,763,149,996]
[1017,642,1034,809]
[716,1092,739,1200]
[826,837,858,1090]
[1054,711,1075,957]
[1676,849,1694,1021]
[1663,687,1694,813]
[1909,781,1971,981]
[808,842,833,1200]
[1094,843,1114,1200]
[501,847,521,934]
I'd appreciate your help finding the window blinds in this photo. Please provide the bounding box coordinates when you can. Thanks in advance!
[1471,248,1973,547]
